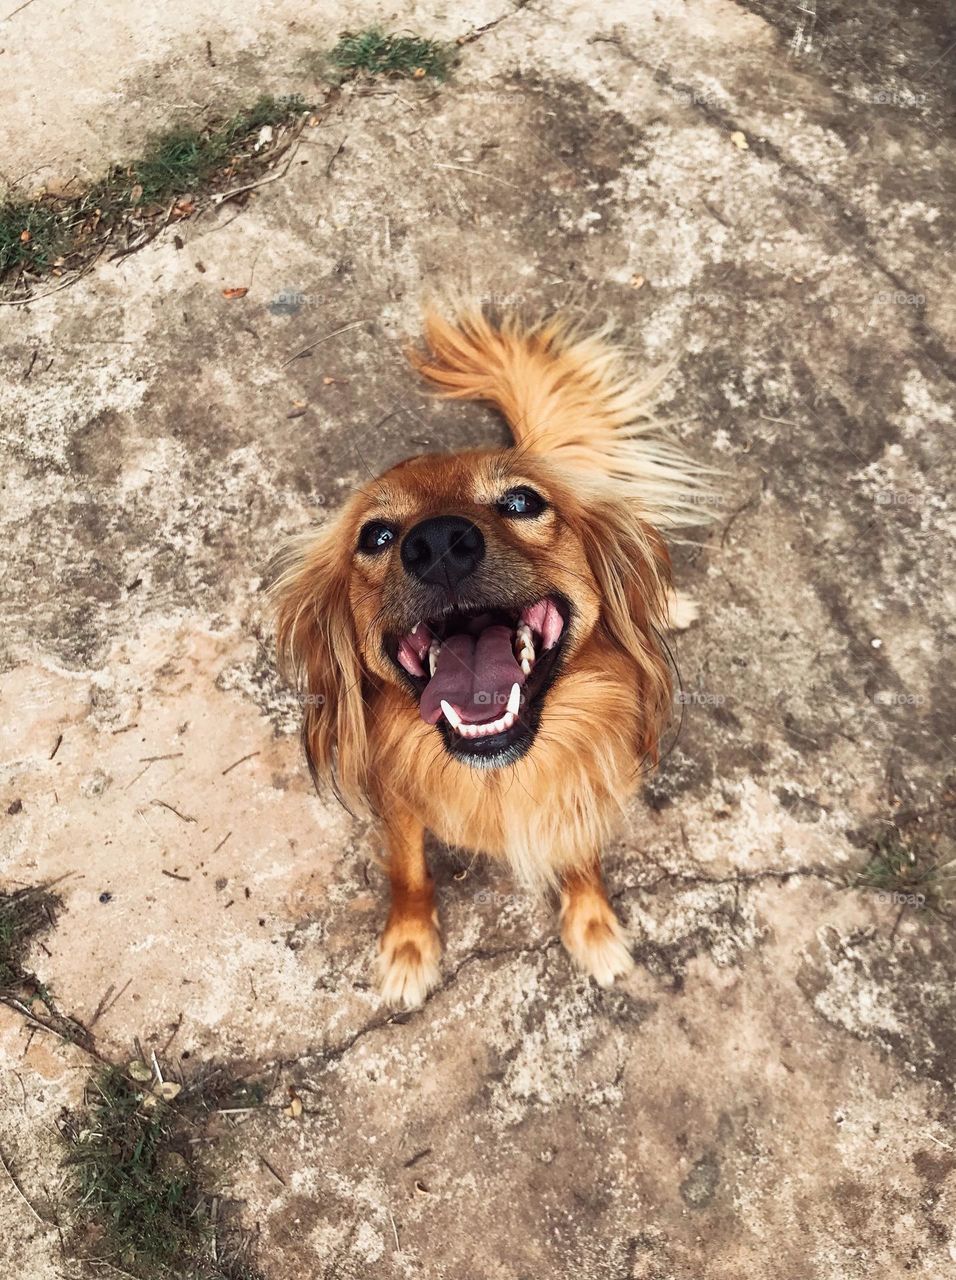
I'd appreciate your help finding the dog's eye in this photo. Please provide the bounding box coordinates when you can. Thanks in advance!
[358,521,396,554]
[496,487,547,518]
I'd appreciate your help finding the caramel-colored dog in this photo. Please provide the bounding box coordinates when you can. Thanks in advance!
[275,309,706,1006]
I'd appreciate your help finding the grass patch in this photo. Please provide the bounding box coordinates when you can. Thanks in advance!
[96,94,311,208]
[856,821,955,917]
[0,201,69,275]
[328,27,454,80]
[0,93,315,298]
[0,26,459,300]
[64,1063,267,1279]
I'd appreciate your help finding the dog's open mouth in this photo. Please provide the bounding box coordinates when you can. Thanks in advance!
[387,595,570,765]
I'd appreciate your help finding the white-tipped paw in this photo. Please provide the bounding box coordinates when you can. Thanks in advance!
[376,917,442,1009]
[561,898,635,987]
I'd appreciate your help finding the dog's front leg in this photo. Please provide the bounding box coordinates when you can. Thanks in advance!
[376,803,442,1008]
[560,863,634,987]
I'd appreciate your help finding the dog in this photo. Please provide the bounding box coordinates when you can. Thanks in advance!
[274,308,708,1007]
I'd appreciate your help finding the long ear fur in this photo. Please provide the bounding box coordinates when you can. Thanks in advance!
[577,496,675,765]
[272,523,369,813]
[408,306,714,530]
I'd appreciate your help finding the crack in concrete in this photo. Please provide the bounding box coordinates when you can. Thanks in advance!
[271,870,847,1076]
[270,937,563,1077]
[629,864,849,893]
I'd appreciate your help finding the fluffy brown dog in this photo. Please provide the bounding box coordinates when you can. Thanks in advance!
[274,309,707,1006]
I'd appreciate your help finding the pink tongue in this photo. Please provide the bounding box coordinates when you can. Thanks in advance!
[420,626,526,724]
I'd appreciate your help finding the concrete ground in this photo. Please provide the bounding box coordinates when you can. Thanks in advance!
[1,1,955,1277]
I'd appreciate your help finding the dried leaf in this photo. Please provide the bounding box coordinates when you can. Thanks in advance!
[222,286,249,299]
[19,229,31,243]
[127,1060,153,1082]
[154,1081,182,1101]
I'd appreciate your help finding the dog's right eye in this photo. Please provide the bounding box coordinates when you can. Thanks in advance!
[357,521,397,554]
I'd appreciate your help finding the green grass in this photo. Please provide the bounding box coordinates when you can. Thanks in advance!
[856,823,954,915]
[328,27,454,80]
[0,93,313,290]
[96,94,313,208]
[0,200,69,275]
[66,1066,265,1279]
[1,31,458,294]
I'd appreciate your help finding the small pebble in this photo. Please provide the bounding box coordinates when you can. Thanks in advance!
[871,638,882,649]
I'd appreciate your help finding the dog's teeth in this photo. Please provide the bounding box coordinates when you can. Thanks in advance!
[440,700,462,729]
[428,640,441,677]
[516,622,535,671]
[506,682,521,716]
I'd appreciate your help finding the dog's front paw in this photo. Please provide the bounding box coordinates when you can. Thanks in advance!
[376,914,442,1009]
[560,895,634,987]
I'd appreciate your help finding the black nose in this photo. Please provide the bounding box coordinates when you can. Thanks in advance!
[401,516,485,588]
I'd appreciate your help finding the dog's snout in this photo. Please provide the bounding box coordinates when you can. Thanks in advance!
[401,516,485,588]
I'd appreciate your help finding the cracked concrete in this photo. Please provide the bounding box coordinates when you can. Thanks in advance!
[1,0,954,1277]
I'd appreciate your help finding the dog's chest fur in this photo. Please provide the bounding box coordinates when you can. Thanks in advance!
[369,651,643,890]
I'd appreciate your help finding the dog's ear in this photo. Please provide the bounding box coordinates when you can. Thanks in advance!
[579,499,674,764]
[273,523,368,812]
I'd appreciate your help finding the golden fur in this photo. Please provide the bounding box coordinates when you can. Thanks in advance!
[274,308,707,1004]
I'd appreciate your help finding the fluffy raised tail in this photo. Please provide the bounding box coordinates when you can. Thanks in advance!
[408,307,713,530]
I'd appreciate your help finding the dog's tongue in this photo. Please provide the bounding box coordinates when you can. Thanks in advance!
[420,626,525,724]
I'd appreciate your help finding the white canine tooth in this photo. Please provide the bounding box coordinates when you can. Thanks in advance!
[440,700,462,730]
[520,657,531,676]
[428,640,441,677]
[506,682,521,716]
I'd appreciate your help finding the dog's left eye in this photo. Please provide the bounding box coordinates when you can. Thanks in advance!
[358,521,396,554]
[496,487,547,518]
